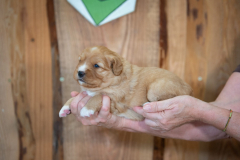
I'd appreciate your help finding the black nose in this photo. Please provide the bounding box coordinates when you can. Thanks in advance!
[78,71,85,78]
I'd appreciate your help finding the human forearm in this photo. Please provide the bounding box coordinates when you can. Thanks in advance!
[192,99,240,141]
[124,120,228,141]
[164,121,230,141]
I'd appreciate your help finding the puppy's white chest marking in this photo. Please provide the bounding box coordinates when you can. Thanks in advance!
[86,91,96,97]
[91,47,98,51]
[78,63,87,72]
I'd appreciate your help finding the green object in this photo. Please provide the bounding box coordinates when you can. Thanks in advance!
[82,0,126,25]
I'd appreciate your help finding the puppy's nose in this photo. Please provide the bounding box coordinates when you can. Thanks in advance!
[78,71,85,78]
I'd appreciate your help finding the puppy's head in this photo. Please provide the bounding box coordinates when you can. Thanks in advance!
[74,46,123,89]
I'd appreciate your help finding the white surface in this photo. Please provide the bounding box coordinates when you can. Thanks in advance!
[78,63,87,72]
[99,0,137,26]
[67,0,137,26]
[59,105,70,117]
[86,91,96,97]
[80,107,95,117]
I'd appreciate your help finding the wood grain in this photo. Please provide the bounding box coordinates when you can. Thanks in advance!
[1,0,53,160]
[161,0,187,78]
[47,0,64,159]
[162,1,200,160]
[1,0,36,159]
[184,0,208,99]
[164,0,240,160]
[203,0,240,102]
[1,0,240,159]
[0,1,20,159]
[200,0,240,159]
[54,0,160,159]
[24,0,53,159]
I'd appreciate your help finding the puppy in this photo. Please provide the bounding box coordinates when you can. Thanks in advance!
[59,46,192,120]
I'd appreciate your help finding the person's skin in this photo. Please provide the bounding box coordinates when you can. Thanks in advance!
[70,72,240,141]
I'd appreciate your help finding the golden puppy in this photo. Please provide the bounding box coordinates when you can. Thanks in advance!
[59,46,192,120]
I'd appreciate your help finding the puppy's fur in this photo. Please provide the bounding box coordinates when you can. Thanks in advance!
[59,46,192,120]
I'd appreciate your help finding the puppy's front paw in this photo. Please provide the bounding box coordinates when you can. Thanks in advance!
[59,105,71,117]
[80,107,95,117]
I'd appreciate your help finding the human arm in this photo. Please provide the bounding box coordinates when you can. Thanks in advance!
[134,72,240,141]
[69,92,232,141]
[69,72,240,141]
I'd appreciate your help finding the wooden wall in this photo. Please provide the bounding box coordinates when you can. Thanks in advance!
[0,0,240,160]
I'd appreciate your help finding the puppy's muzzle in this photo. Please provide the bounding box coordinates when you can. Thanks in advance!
[78,71,85,78]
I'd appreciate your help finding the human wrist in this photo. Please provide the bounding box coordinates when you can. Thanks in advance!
[193,100,229,130]
[183,96,201,121]
[187,97,210,122]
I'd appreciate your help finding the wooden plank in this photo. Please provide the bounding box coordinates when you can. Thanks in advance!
[161,0,200,160]
[54,0,160,159]
[0,1,20,159]
[47,0,64,159]
[1,0,53,159]
[201,0,240,159]
[203,0,240,102]
[161,0,187,78]
[164,0,240,160]
[23,0,53,159]
[184,0,208,99]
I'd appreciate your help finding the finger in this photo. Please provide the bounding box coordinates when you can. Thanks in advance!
[133,106,160,119]
[71,91,79,97]
[144,118,158,127]
[133,106,145,115]
[143,100,170,113]
[70,92,88,114]
[98,95,111,118]
[121,119,151,133]
[150,127,162,131]
[77,95,92,115]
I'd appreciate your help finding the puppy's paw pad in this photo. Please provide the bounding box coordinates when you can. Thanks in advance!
[64,110,71,114]
[60,113,67,117]
[143,102,150,106]
[80,107,95,117]
[59,105,70,117]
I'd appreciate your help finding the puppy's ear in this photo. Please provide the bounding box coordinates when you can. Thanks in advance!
[79,52,86,61]
[111,56,123,76]
[106,54,123,76]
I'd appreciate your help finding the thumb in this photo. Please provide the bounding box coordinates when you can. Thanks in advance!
[99,96,111,118]
[71,91,79,97]
[143,100,169,113]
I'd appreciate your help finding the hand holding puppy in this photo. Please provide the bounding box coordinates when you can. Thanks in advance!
[70,91,197,134]
[69,90,240,141]
[70,91,146,132]
[133,96,196,131]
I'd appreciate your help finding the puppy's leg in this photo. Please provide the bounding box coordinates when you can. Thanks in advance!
[147,79,192,102]
[117,109,144,121]
[80,94,102,117]
[59,97,74,117]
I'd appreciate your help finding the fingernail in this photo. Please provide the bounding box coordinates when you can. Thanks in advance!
[143,105,151,111]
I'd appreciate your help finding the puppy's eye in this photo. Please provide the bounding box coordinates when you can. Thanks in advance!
[94,64,100,68]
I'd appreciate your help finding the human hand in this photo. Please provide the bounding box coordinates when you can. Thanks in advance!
[69,92,203,139]
[69,91,148,132]
[133,95,196,131]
